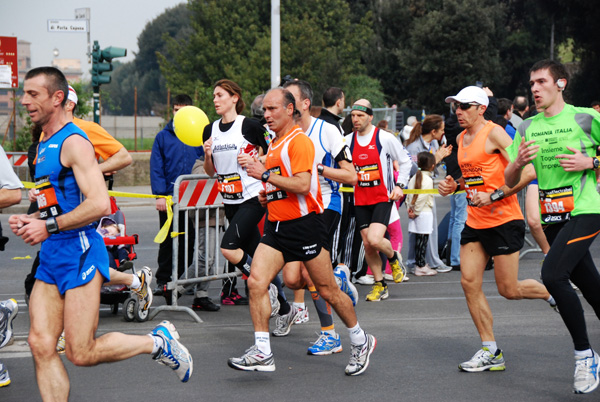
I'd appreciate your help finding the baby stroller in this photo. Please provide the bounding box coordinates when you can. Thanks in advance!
[99,178,149,322]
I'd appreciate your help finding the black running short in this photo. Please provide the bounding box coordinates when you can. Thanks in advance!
[354,201,393,231]
[261,212,326,263]
[322,208,341,252]
[460,219,525,256]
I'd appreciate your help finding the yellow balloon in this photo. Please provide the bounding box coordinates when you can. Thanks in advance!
[173,106,209,146]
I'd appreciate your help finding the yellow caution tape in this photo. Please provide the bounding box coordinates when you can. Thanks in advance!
[21,181,175,244]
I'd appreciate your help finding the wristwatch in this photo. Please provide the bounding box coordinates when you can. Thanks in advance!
[317,164,325,175]
[395,182,405,189]
[45,216,60,234]
[261,170,271,183]
[490,189,505,202]
[593,157,600,170]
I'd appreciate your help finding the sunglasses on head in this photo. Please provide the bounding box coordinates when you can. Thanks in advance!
[454,102,480,111]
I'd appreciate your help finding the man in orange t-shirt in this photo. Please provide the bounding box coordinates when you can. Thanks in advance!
[438,86,555,373]
[228,88,376,376]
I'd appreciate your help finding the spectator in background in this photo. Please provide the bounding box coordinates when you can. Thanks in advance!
[251,93,266,125]
[401,115,418,143]
[496,98,517,139]
[319,87,345,133]
[150,94,207,308]
[404,114,452,274]
[377,119,390,132]
[591,101,600,113]
[511,95,528,125]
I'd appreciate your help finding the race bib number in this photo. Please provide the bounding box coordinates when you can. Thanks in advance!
[265,167,287,202]
[356,163,381,187]
[218,173,243,200]
[539,186,574,223]
[35,176,63,219]
[464,176,484,206]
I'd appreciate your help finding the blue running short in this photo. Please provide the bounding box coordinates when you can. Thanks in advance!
[36,226,110,295]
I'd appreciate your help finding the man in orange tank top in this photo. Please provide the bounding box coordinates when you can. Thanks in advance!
[438,86,556,373]
[228,88,376,376]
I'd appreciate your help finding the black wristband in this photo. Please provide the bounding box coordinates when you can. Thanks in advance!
[46,216,60,234]
[453,181,461,194]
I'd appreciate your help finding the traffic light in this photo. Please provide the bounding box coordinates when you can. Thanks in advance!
[91,40,126,88]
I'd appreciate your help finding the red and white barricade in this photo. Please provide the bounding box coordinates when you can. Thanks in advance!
[150,174,236,323]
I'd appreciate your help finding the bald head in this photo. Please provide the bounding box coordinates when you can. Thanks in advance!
[350,98,374,134]
[354,99,372,109]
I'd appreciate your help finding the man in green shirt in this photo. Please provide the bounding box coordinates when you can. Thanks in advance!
[506,59,600,395]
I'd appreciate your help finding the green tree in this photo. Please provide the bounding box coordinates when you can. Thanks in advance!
[539,0,600,107]
[158,0,383,117]
[102,4,191,115]
[395,0,506,113]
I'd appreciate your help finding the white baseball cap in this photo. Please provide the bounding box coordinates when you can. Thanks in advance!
[68,85,78,104]
[445,86,488,107]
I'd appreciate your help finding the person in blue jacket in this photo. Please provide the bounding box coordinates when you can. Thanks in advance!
[150,94,208,306]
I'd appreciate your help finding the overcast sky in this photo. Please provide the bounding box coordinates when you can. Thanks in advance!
[1,0,185,73]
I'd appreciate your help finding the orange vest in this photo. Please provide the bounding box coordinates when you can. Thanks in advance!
[458,121,523,229]
[264,126,323,222]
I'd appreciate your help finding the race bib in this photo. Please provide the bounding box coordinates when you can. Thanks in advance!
[539,186,574,223]
[265,167,287,202]
[464,176,484,206]
[218,173,243,200]
[356,163,381,187]
[35,176,63,219]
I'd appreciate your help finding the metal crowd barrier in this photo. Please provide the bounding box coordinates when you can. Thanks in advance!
[149,174,240,323]
[517,187,542,259]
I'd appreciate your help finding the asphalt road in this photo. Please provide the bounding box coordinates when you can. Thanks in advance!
[1,198,599,401]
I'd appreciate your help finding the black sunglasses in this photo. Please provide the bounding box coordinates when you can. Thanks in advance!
[453,102,480,111]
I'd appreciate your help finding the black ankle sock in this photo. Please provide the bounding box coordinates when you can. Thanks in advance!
[234,253,252,277]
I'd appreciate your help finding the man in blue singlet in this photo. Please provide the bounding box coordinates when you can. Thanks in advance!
[9,67,192,400]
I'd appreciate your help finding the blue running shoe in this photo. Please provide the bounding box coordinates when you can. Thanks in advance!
[334,264,358,306]
[307,332,343,356]
[0,299,18,349]
[151,320,193,382]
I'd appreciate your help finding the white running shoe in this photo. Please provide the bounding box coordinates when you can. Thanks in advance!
[414,266,438,276]
[269,284,280,318]
[151,320,193,382]
[334,264,358,306]
[459,347,505,372]
[56,331,66,354]
[574,350,600,394]
[228,345,275,372]
[435,264,452,273]
[132,267,153,313]
[353,275,375,285]
[345,334,377,376]
[0,299,18,349]
[272,305,301,337]
[294,307,309,324]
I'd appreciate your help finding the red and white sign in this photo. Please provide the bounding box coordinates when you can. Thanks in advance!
[0,36,18,89]
[178,179,223,207]
[5,153,27,166]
